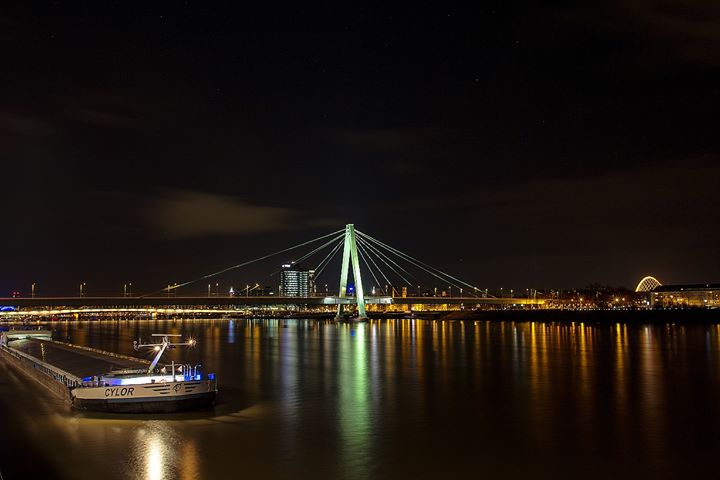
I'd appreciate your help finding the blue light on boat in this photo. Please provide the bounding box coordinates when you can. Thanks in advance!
[208,373,215,380]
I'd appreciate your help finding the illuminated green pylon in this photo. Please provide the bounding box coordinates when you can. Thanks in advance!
[336,224,367,319]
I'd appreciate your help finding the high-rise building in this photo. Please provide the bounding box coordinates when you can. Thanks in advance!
[279,264,314,297]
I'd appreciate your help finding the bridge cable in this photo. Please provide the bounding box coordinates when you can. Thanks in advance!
[360,234,471,295]
[355,240,386,295]
[356,240,393,294]
[357,236,415,287]
[357,230,470,286]
[289,233,345,266]
[140,229,345,297]
[356,236,414,287]
[357,236,416,283]
[356,230,482,297]
[312,238,345,280]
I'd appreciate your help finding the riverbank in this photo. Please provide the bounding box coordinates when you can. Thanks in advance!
[439,308,720,323]
[1,308,718,324]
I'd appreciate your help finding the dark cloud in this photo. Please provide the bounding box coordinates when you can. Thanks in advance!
[563,0,720,67]
[147,190,297,239]
[0,111,56,137]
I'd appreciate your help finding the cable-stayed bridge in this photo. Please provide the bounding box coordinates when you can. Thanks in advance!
[2,225,546,319]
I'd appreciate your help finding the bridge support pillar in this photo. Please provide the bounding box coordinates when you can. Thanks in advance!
[335,224,367,321]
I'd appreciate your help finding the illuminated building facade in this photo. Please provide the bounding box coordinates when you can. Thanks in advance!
[650,283,720,308]
[279,264,314,297]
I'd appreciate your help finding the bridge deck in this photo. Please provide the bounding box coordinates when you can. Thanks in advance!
[9,339,148,379]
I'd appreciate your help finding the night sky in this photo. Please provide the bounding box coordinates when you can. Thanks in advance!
[2,1,719,296]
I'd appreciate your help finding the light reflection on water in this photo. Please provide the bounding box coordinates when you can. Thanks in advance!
[128,422,200,480]
[2,318,720,479]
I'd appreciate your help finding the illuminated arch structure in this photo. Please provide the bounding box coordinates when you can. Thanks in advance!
[635,276,662,292]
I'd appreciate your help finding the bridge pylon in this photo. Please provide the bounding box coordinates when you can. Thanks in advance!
[335,224,367,321]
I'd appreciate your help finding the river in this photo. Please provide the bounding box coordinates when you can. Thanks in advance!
[1,317,720,479]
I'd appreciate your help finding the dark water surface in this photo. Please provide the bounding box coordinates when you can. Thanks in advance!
[2,318,720,479]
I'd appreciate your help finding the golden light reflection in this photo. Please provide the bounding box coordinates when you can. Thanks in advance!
[639,325,668,461]
[130,422,192,480]
[180,437,200,480]
[146,431,163,480]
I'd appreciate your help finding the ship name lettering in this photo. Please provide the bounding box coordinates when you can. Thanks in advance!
[104,387,135,397]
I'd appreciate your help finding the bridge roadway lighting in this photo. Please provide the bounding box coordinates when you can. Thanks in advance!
[208,284,211,297]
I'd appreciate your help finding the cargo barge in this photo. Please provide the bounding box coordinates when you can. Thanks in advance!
[0,331,217,413]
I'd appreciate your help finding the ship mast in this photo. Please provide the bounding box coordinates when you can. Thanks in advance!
[134,334,196,374]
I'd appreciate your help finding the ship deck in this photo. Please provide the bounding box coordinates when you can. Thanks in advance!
[9,339,149,379]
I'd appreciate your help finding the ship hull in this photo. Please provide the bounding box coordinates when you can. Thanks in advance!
[71,379,217,413]
[72,391,216,413]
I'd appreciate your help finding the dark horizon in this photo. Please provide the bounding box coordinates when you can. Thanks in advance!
[2,2,719,296]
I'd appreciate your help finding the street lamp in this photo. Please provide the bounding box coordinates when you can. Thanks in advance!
[31,283,36,298]
[80,282,86,297]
